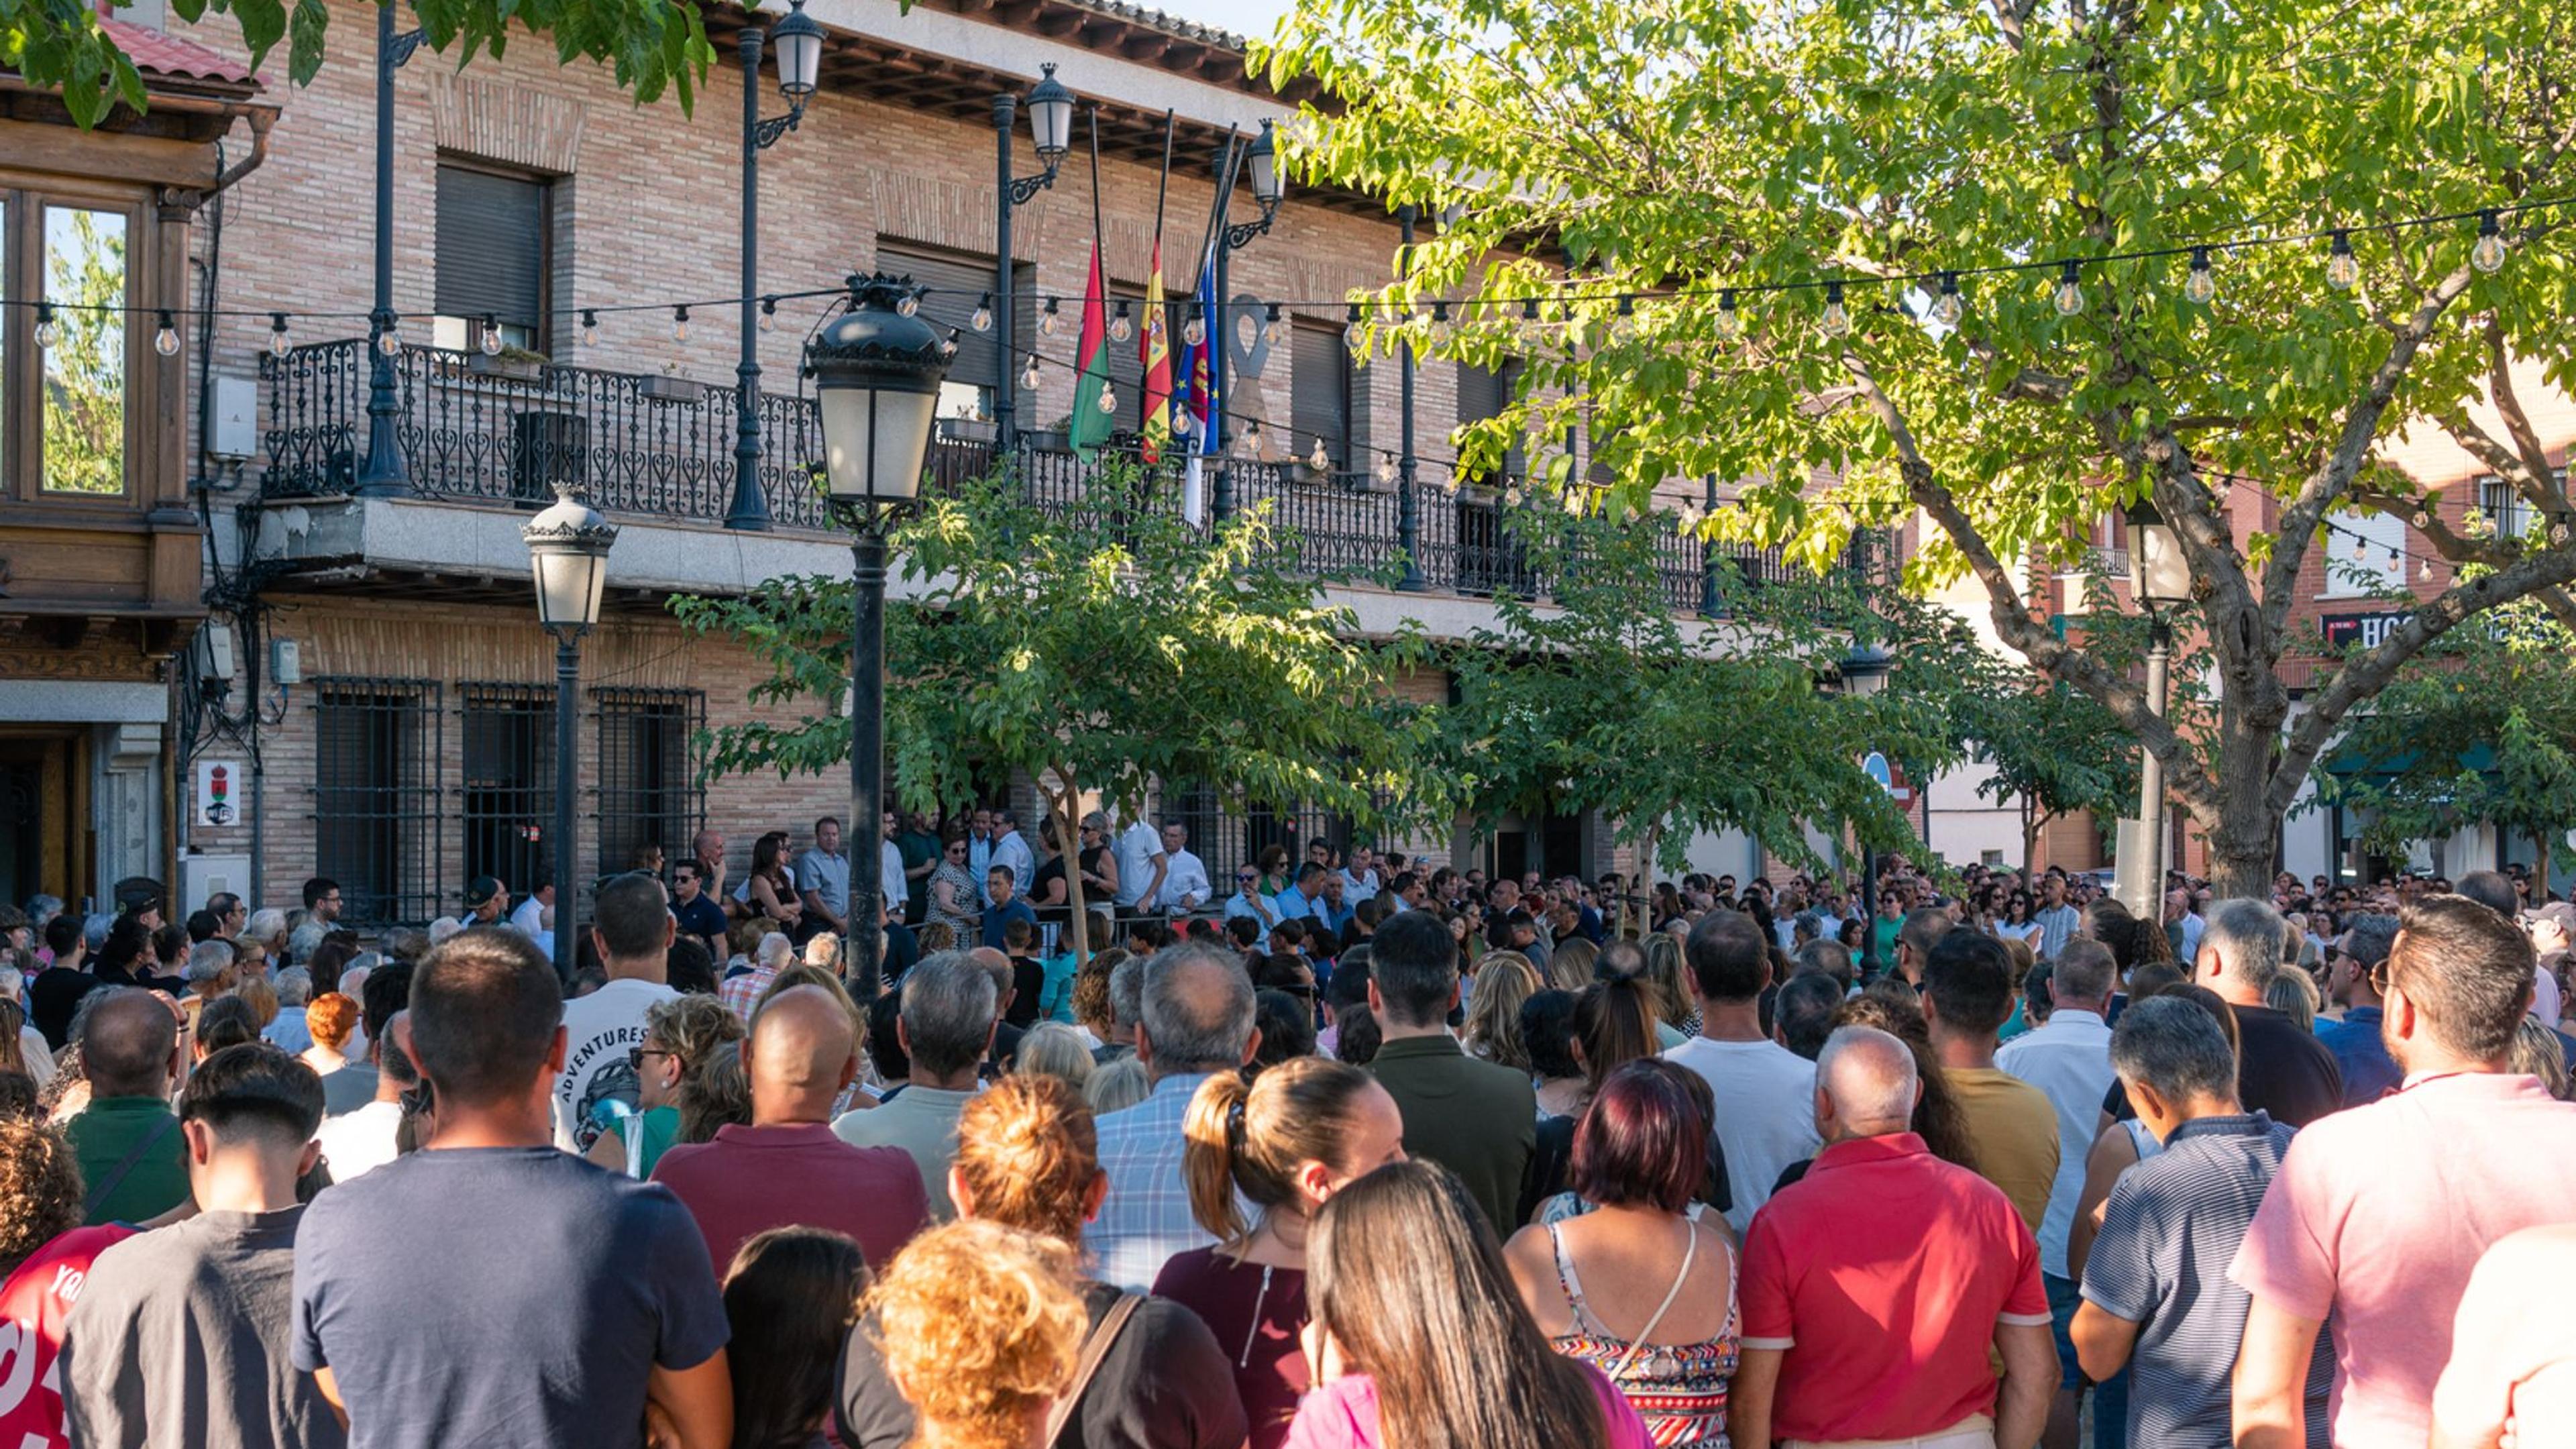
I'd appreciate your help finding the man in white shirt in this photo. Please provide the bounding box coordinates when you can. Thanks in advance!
[986,809,1035,910]
[317,1010,415,1183]
[1996,935,2119,1445]
[508,883,552,939]
[793,817,852,941]
[2033,871,2084,961]
[1337,845,1382,905]
[551,872,678,1153]
[877,810,908,925]
[1112,813,1167,912]
[1156,822,1212,915]
[1663,910,1822,1232]
[1222,865,1277,927]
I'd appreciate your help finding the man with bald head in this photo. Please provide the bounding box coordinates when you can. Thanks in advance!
[64,987,191,1224]
[1732,1025,2057,1449]
[652,983,929,1272]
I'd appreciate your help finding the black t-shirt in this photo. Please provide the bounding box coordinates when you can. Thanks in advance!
[2099,1004,2347,1130]
[1034,854,1070,908]
[837,1280,1248,1449]
[30,966,101,1051]
[1006,957,1045,1028]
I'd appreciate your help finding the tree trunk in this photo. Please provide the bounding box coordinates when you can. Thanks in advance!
[1046,774,1092,971]
[2021,797,2039,879]
[2539,829,2555,904]
[2203,815,2284,900]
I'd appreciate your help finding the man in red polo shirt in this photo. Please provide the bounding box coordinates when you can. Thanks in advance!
[651,984,928,1273]
[1731,1024,2056,1449]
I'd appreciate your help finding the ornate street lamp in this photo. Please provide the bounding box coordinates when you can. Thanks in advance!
[524,486,619,977]
[726,0,826,531]
[808,274,950,995]
[991,64,1075,449]
[1839,643,1895,979]
[357,3,428,495]
[2124,498,2189,910]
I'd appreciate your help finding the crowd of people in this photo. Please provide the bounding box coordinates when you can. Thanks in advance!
[1,824,2572,1449]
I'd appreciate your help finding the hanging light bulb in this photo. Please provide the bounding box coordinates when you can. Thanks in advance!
[153,311,180,358]
[2350,533,2367,562]
[32,303,58,350]
[1264,302,1286,345]
[672,306,692,342]
[1308,436,1330,472]
[1040,299,1061,337]
[1173,407,1195,438]
[896,291,920,319]
[2421,556,2438,582]
[580,311,600,347]
[971,294,994,333]
[1377,453,1398,486]
[478,315,504,356]
[2183,246,2216,305]
[1820,280,1851,338]
[1929,272,1964,328]
[759,297,779,333]
[1021,352,1042,391]
[378,319,402,357]
[2053,260,2086,317]
[2324,231,2360,291]
[1562,488,1584,517]
[268,312,291,359]
[1713,289,1742,342]
[1344,303,1364,348]
[1097,382,1118,415]
[1183,309,1206,348]
[941,327,962,360]
[1110,301,1132,344]
[1676,503,1704,533]
[2472,209,2508,274]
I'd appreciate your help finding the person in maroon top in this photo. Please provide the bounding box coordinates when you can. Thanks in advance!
[1152,1057,1407,1449]
[652,984,928,1273]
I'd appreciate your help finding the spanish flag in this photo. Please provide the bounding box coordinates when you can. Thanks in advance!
[1140,239,1172,463]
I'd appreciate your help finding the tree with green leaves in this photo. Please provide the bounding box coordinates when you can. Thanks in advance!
[673,466,1441,966]
[1444,504,1929,887]
[1266,0,2576,896]
[8,0,710,126]
[2313,598,2576,882]
[40,210,127,496]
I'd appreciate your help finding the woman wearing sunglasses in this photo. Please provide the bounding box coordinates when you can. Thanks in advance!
[584,995,743,1179]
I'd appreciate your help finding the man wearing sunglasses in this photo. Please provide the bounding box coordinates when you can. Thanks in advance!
[1221,866,1277,928]
[2315,914,2402,1108]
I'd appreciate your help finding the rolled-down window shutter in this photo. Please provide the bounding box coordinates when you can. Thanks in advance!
[875,241,1034,410]
[1292,321,1350,467]
[434,165,548,337]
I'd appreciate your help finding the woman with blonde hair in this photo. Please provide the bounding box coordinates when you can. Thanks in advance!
[587,994,745,1177]
[1640,934,1699,1038]
[864,1219,1089,1449]
[1289,1160,1649,1448]
[1155,1058,1407,1448]
[1460,953,1542,1074]
[835,1074,1250,1449]
[1547,937,1600,994]
[301,992,360,1077]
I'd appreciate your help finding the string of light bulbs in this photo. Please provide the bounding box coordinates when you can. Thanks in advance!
[3,188,2565,358]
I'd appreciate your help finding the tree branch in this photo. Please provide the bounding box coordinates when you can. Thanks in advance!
[2480,316,2573,509]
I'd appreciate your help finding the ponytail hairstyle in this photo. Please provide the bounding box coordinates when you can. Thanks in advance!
[1183,1057,1382,1242]
[1572,972,1659,1100]
[951,1073,1102,1244]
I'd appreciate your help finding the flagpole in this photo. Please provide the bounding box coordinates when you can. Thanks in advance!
[1147,109,1174,437]
[1205,132,1248,519]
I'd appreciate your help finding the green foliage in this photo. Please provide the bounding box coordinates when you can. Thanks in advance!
[2313,600,2576,867]
[40,210,127,496]
[1442,504,1927,872]
[673,462,1444,867]
[6,0,712,125]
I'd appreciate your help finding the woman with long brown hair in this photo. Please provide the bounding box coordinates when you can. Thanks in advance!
[1459,953,1541,1073]
[746,830,805,932]
[1289,1159,1650,1449]
[1155,1058,1406,1449]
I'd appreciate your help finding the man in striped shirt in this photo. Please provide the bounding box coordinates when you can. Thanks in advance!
[2072,997,2330,1448]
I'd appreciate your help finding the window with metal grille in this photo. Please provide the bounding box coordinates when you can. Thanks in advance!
[1292,319,1353,472]
[877,239,1035,425]
[312,678,443,928]
[1165,784,1347,881]
[459,684,555,901]
[1454,361,1522,488]
[594,688,704,881]
[433,161,552,352]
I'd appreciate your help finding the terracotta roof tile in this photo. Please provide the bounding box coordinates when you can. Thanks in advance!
[101,16,262,87]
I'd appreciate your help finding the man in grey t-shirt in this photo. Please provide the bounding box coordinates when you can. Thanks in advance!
[62,1041,343,1448]
[291,928,730,1448]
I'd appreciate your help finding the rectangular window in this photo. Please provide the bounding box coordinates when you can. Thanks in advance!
[434,162,551,353]
[594,688,704,879]
[2480,477,2533,540]
[877,240,1034,425]
[2322,508,2408,597]
[1292,320,1351,473]
[40,207,128,496]
[313,678,444,928]
[1454,361,1521,487]
[459,683,557,901]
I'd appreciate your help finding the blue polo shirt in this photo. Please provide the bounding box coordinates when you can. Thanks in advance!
[2314,1006,2402,1107]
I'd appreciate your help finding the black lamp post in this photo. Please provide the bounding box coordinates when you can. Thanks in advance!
[1839,643,1894,979]
[722,0,824,532]
[2124,498,2190,911]
[524,486,619,979]
[357,3,426,496]
[989,64,1074,452]
[1208,118,1285,521]
[1394,203,1424,591]
[807,274,951,997]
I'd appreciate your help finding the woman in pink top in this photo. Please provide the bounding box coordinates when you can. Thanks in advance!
[1283,1160,1652,1449]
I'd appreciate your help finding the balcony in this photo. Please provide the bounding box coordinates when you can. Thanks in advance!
[258,338,1882,610]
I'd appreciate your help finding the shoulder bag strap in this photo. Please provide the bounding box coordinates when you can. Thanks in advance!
[1045,1291,1144,1446]
[83,1111,182,1218]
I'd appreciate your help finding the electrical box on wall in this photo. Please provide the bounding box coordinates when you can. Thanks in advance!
[199,622,237,682]
[211,377,258,460]
[272,637,303,685]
